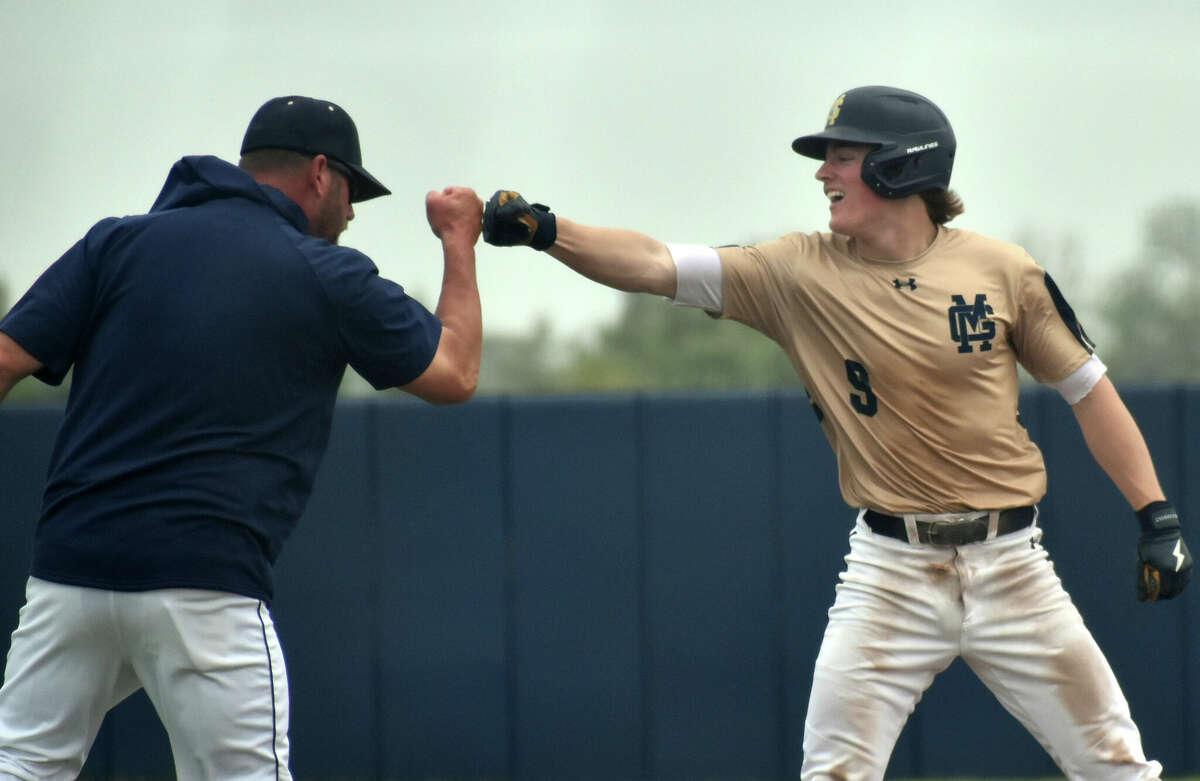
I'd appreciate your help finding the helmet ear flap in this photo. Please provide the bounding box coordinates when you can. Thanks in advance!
[861,145,903,197]
[863,151,915,197]
[861,134,955,198]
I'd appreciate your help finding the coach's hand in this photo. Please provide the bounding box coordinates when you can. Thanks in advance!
[1136,501,1193,602]
[482,190,557,250]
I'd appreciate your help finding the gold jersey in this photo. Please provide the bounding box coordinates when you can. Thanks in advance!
[716,227,1094,514]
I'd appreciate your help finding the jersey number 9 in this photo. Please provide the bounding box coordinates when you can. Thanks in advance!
[845,359,878,416]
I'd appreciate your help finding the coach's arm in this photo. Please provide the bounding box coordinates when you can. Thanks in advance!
[0,331,42,405]
[400,187,484,405]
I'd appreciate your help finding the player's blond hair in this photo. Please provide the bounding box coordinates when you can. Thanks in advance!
[921,189,964,224]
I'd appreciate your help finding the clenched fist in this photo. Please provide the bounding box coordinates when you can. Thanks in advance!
[482,190,557,250]
[426,186,483,243]
[1136,501,1193,602]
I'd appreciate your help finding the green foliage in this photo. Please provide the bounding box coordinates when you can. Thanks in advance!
[478,317,567,394]
[4,377,69,405]
[1100,200,1200,383]
[478,295,799,395]
[559,295,797,391]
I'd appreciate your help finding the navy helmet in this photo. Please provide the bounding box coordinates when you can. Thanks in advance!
[792,86,956,199]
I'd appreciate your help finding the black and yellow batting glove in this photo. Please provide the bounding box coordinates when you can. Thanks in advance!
[482,190,557,250]
[1135,501,1193,602]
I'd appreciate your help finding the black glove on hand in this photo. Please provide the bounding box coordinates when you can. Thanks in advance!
[1136,501,1193,602]
[482,190,557,250]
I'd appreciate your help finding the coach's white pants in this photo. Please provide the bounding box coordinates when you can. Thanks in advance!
[0,578,290,780]
[801,516,1161,781]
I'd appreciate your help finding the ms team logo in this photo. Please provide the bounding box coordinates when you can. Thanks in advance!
[948,294,995,353]
[826,93,846,127]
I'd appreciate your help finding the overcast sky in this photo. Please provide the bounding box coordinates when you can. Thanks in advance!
[2,0,1197,340]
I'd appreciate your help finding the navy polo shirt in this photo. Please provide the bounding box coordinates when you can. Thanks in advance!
[0,155,441,601]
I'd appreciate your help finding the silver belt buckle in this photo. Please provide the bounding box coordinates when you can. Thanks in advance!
[921,523,988,547]
[902,511,988,547]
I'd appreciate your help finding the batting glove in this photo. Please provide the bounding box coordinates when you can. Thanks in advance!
[1136,501,1193,602]
[482,190,557,250]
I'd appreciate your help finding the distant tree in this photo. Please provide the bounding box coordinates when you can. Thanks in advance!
[471,292,801,396]
[1100,200,1200,383]
[550,294,798,392]
[477,317,568,394]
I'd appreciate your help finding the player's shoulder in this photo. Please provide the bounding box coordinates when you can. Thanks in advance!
[779,229,847,251]
[719,229,846,259]
[939,227,1037,268]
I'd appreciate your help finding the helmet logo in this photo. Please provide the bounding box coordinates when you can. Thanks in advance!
[826,93,846,127]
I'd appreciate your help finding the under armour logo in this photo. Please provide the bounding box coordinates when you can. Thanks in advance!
[948,294,995,353]
[893,278,917,290]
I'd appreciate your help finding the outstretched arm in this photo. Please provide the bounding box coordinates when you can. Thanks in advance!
[546,217,677,298]
[400,187,484,405]
[0,331,42,404]
[482,191,677,298]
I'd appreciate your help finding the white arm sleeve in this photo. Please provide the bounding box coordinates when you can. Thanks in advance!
[1053,354,1107,405]
[668,243,723,313]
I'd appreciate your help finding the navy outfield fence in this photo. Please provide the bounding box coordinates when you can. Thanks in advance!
[0,387,1195,779]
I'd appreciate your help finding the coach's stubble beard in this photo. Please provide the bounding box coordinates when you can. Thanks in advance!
[311,181,349,245]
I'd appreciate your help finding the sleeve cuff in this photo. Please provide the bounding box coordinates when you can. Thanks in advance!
[667,243,723,313]
[1053,354,1107,405]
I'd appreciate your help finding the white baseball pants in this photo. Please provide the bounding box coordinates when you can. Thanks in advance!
[801,515,1162,780]
[0,578,290,780]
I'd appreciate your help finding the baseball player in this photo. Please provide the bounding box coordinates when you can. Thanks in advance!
[0,96,483,778]
[480,86,1193,780]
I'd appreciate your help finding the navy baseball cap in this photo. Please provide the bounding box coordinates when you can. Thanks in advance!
[241,96,390,203]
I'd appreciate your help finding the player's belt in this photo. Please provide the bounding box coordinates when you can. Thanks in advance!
[862,505,1037,546]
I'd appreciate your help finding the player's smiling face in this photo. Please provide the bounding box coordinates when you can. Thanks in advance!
[814,142,885,237]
